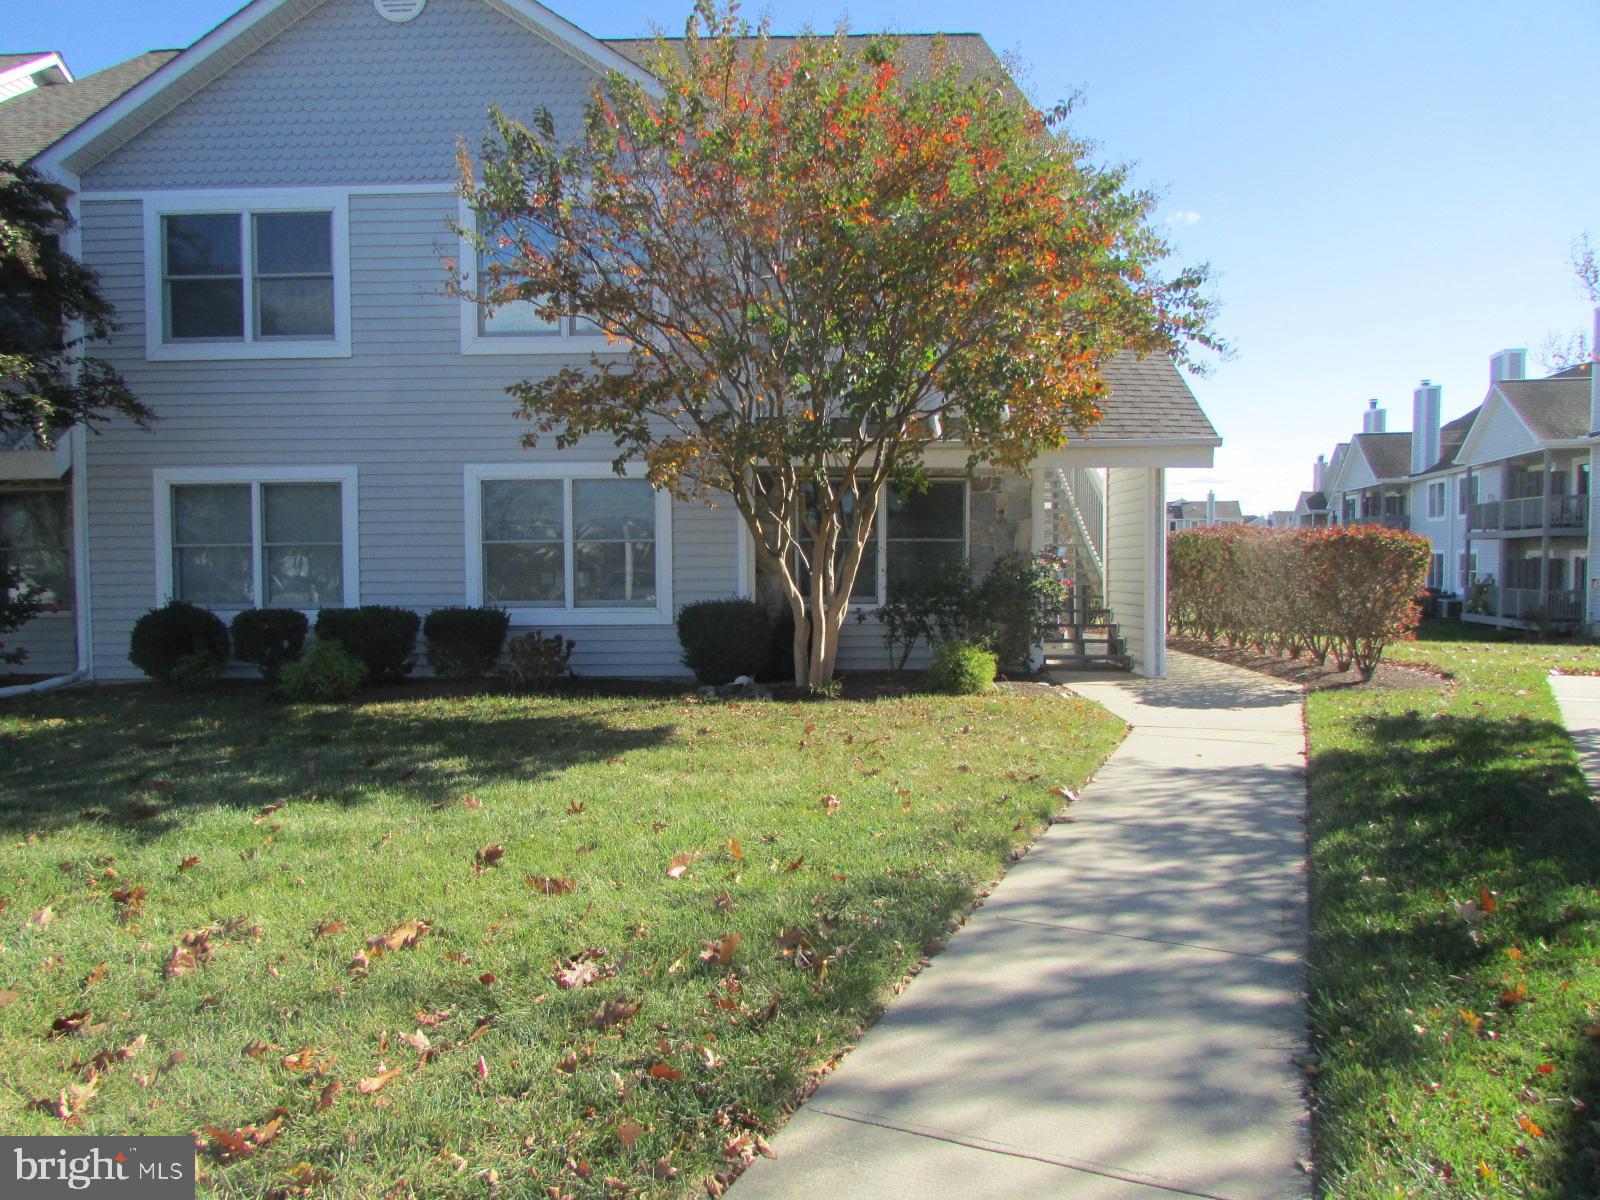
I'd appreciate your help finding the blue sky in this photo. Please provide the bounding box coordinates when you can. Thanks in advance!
[10,0,1600,516]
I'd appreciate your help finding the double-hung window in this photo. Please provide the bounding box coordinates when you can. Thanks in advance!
[0,487,72,610]
[1426,480,1446,520]
[458,199,615,355]
[154,468,358,611]
[146,192,349,359]
[466,465,672,622]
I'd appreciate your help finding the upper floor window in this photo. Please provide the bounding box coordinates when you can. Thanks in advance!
[0,487,71,611]
[457,200,616,356]
[1426,480,1446,520]
[144,191,350,361]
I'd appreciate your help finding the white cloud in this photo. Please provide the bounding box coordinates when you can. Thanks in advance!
[1163,210,1202,226]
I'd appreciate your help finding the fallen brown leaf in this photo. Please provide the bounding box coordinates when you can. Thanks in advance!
[647,1062,683,1082]
[312,919,348,939]
[474,844,505,871]
[699,933,742,966]
[525,875,576,895]
[666,853,697,880]
[590,996,640,1030]
[357,1066,403,1096]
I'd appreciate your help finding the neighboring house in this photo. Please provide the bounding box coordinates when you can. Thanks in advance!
[1166,492,1243,531]
[1453,350,1593,627]
[2,0,1219,683]
[1323,401,1413,530]
[1303,337,1600,631]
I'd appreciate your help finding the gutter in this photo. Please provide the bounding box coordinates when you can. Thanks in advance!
[0,669,86,701]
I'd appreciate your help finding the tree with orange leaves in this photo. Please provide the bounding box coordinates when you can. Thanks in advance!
[456,1,1218,685]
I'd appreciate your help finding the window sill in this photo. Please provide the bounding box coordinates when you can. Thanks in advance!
[499,606,672,627]
[461,335,628,358]
[148,339,352,362]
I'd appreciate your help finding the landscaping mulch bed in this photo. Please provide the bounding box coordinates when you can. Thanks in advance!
[1168,636,1449,692]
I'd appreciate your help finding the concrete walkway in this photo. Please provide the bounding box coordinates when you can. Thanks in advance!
[1549,672,1600,796]
[732,652,1310,1200]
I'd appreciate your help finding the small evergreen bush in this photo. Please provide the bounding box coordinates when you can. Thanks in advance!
[277,639,367,702]
[230,608,309,681]
[506,631,574,691]
[676,598,772,685]
[424,606,511,678]
[128,600,230,684]
[923,639,997,694]
[313,606,420,683]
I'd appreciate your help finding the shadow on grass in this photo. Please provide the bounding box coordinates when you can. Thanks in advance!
[1309,707,1600,1190]
[0,685,676,837]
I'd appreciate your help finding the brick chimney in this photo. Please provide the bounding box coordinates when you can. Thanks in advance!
[1361,399,1386,433]
[1489,348,1527,386]
[1411,380,1441,474]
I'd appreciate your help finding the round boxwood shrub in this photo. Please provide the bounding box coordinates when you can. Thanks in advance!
[277,639,367,702]
[923,639,997,695]
[128,600,230,684]
[313,606,420,683]
[676,598,772,685]
[424,606,511,678]
[230,608,309,681]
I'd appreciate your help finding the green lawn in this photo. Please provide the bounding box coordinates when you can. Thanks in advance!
[1307,623,1600,1198]
[0,682,1122,1198]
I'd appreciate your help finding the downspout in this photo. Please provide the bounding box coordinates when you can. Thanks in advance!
[61,170,94,679]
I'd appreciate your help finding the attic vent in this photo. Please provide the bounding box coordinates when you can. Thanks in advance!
[374,0,426,22]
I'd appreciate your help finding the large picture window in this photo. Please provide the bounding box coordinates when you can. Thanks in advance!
[146,191,349,360]
[155,469,357,610]
[0,487,72,609]
[467,466,671,622]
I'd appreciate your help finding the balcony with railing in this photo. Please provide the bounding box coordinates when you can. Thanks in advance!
[1467,585,1586,627]
[1467,495,1588,536]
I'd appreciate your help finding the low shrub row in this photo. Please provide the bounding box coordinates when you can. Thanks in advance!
[872,552,1068,672]
[127,602,572,697]
[1168,524,1431,676]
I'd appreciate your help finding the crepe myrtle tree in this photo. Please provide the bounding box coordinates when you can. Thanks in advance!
[454,1,1219,686]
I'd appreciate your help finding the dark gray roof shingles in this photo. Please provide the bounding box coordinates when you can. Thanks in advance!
[0,50,176,165]
[1352,431,1412,481]
[1073,352,1218,443]
[603,33,1024,101]
[1497,378,1592,441]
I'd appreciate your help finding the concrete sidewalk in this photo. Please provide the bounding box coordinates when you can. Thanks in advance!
[1548,672,1600,796]
[732,652,1310,1200]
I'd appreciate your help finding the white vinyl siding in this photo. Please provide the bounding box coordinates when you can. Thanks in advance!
[1105,467,1163,676]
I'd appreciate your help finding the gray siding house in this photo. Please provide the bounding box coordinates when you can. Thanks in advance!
[3,0,1219,685]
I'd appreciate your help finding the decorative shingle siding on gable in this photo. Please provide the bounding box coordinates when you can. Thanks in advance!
[82,0,603,190]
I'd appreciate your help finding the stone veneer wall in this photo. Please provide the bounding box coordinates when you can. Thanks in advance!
[968,472,1033,574]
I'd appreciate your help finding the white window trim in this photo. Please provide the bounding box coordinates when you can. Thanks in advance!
[1426,480,1446,520]
[142,188,352,361]
[152,465,360,613]
[464,462,673,625]
[456,196,625,357]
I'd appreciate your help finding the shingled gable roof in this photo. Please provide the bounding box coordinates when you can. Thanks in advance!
[1169,498,1243,520]
[1349,431,1412,482]
[1496,377,1592,441]
[0,50,177,164]
[1071,352,1219,444]
[603,33,1025,102]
